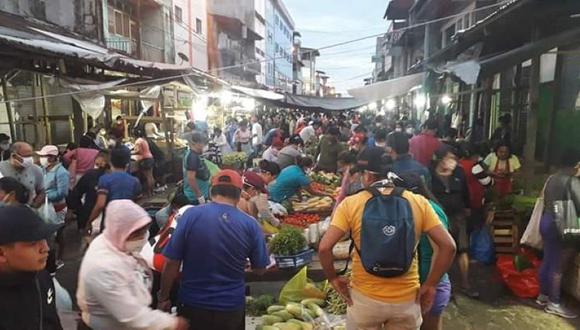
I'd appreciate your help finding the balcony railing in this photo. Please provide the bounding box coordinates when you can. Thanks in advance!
[106,38,138,56]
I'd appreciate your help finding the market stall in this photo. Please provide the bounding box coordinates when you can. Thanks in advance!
[102,82,196,181]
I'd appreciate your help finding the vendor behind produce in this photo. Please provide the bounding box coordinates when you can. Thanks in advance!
[238,171,280,227]
[183,132,211,205]
[269,156,329,203]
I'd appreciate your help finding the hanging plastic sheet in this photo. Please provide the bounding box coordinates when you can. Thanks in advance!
[55,77,125,118]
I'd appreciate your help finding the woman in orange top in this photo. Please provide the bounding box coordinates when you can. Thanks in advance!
[133,128,155,197]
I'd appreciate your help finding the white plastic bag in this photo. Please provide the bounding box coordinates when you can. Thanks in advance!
[520,197,544,249]
[39,196,60,225]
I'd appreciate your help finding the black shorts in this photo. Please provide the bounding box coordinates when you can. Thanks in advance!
[178,304,244,330]
[139,158,155,170]
[449,213,470,253]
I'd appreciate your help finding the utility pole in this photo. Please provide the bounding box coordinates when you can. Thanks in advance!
[524,28,541,163]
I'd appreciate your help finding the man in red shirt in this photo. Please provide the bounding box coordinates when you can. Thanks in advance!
[409,119,441,167]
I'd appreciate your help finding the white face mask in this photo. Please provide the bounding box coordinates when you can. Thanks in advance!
[375,142,386,148]
[39,157,49,168]
[406,128,414,135]
[21,156,33,168]
[395,128,402,132]
[124,236,148,254]
[0,143,9,151]
[108,139,117,148]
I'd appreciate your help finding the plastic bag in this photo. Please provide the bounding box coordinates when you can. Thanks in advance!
[520,197,544,249]
[470,226,495,264]
[278,266,325,304]
[53,277,72,312]
[496,255,540,298]
[39,196,60,225]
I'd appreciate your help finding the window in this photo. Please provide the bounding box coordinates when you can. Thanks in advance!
[275,15,279,25]
[174,5,182,23]
[275,43,279,53]
[108,6,115,33]
[196,18,202,34]
[115,11,123,35]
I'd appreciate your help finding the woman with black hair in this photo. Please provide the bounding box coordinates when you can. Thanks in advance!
[536,162,580,319]
[430,144,477,298]
[133,128,155,197]
[484,141,521,198]
[268,156,329,203]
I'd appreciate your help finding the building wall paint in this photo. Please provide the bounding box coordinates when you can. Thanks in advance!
[255,0,267,86]
[173,0,208,71]
[265,0,294,91]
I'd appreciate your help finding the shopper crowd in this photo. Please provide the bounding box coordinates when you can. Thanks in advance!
[0,109,578,330]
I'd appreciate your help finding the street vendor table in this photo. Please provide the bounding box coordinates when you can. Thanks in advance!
[245,255,349,282]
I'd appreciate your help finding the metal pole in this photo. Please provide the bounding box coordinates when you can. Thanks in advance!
[39,75,52,144]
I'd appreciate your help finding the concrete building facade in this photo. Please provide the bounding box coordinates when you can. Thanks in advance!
[172,0,208,71]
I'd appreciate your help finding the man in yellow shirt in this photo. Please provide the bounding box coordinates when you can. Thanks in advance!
[319,159,456,330]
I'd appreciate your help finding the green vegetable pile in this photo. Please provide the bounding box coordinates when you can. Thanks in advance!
[325,271,351,315]
[222,152,248,168]
[246,294,276,316]
[269,227,307,256]
[256,298,326,330]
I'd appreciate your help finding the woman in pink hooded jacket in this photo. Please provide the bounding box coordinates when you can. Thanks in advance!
[76,200,188,330]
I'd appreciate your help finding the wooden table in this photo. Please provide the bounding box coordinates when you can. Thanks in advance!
[245,256,349,282]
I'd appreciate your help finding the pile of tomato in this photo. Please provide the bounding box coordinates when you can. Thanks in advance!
[281,213,321,228]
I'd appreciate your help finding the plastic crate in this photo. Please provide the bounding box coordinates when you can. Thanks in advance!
[274,249,315,269]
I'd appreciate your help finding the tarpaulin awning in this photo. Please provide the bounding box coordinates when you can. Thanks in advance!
[230,85,366,111]
[279,94,366,112]
[232,86,284,101]
[347,72,425,102]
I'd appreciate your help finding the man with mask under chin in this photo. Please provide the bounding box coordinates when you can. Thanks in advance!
[0,142,45,208]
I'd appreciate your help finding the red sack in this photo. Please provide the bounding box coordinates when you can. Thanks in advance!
[496,255,540,298]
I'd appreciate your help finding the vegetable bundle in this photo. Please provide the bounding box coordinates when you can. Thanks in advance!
[268,227,307,256]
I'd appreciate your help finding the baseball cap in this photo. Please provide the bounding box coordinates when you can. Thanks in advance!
[349,133,366,146]
[36,145,59,157]
[243,171,267,193]
[0,206,61,245]
[211,169,243,190]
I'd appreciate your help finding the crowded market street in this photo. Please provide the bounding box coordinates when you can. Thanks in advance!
[2,1,580,330]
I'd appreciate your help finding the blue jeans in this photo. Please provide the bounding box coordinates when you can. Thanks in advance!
[539,212,575,303]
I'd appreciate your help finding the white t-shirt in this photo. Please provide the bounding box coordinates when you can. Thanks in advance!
[252,122,263,146]
[299,125,316,144]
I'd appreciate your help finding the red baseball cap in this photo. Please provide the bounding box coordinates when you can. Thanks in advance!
[242,171,267,193]
[211,169,243,190]
[349,133,366,146]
